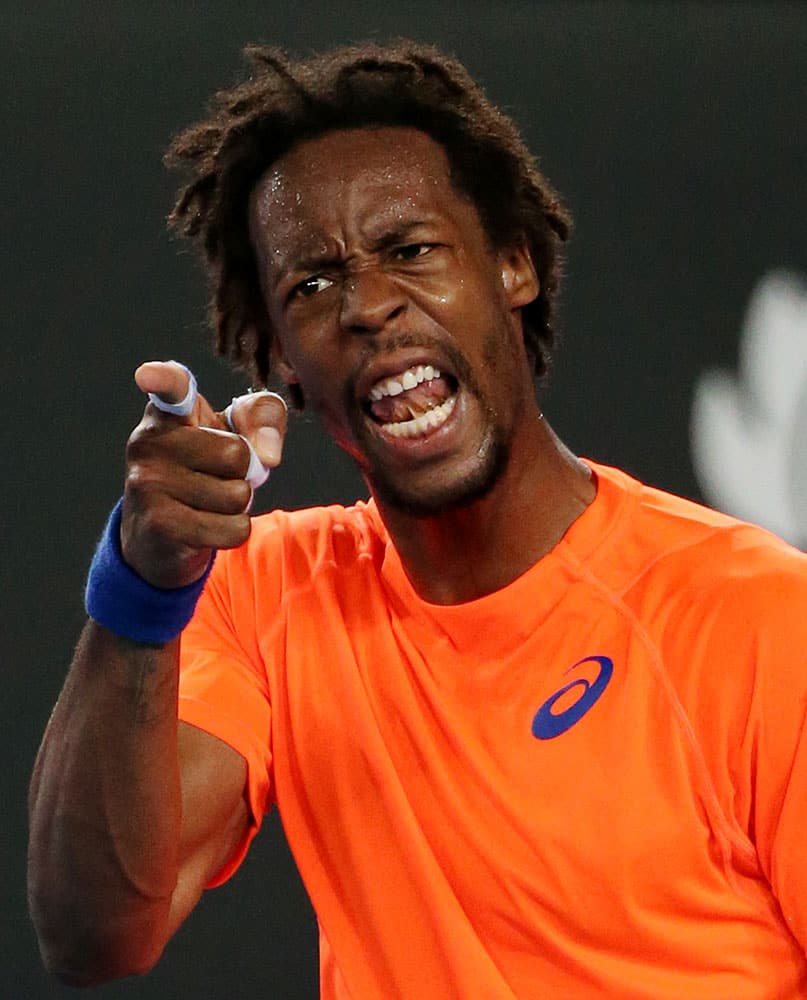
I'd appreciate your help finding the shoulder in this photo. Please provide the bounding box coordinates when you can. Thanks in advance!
[589,463,807,615]
[635,503,807,680]
[249,497,386,556]
[633,481,806,618]
[218,498,388,591]
[592,468,807,734]
[193,498,388,642]
[584,463,807,702]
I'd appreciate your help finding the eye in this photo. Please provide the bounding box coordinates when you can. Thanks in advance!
[394,243,434,262]
[289,274,334,301]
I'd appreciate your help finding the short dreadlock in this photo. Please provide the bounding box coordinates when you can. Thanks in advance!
[166,40,571,399]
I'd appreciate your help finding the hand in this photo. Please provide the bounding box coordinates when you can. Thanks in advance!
[121,361,287,588]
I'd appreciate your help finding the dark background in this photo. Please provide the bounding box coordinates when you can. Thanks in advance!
[4,3,805,997]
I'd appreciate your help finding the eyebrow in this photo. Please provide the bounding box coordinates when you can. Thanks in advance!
[266,247,336,290]
[284,250,343,277]
[368,219,432,252]
[270,218,436,287]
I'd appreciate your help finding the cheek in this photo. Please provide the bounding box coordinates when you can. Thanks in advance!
[274,313,338,382]
[284,350,353,426]
[435,257,505,322]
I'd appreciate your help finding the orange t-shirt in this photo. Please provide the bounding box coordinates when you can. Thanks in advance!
[179,461,807,998]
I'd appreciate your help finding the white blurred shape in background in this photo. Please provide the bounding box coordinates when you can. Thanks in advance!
[691,270,807,547]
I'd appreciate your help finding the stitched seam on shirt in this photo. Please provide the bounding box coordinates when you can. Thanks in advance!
[556,545,759,873]
[611,522,753,600]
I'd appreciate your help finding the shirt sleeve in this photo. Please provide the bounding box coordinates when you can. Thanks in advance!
[748,557,807,948]
[178,546,275,887]
[661,530,807,950]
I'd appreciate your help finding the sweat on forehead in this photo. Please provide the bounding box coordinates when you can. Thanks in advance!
[249,127,454,230]
[247,127,473,282]
[166,40,571,385]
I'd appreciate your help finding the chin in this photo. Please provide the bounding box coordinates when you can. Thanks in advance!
[369,436,510,519]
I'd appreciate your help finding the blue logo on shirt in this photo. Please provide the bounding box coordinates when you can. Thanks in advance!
[531,655,614,740]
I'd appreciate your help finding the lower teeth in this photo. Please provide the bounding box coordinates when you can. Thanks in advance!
[380,394,457,437]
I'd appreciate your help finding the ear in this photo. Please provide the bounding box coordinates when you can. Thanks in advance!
[270,338,299,388]
[275,358,299,386]
[499,244,539,309]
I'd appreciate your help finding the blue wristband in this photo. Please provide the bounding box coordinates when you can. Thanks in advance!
[84,499,215,645]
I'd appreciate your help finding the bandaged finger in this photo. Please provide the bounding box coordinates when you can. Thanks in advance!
[200,427,271,490]
[147,361,198,417]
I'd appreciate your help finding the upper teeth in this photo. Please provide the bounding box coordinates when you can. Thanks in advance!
[368,365,440,401]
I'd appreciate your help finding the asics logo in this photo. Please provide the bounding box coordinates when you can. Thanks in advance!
[531,655,614,740]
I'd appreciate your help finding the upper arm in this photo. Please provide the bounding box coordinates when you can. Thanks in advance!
[166,720,250,938]
[168,534,278,933]
[732,559,807,946]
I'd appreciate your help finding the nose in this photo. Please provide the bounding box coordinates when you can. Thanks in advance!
[339,268,406,333]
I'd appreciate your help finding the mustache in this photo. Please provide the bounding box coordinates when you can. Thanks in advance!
[343,332,481,408]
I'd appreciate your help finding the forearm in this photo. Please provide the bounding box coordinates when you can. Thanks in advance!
[28,367,279,983]
[28,620,182,984]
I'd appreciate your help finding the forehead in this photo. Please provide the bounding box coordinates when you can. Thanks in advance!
[249,126,471,250]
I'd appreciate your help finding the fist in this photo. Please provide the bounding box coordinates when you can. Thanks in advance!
[121,361,288,588]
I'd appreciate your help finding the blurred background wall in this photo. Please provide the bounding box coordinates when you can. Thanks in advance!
[4,2,805,996]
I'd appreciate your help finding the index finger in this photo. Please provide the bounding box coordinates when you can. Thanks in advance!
[135,360,197,415]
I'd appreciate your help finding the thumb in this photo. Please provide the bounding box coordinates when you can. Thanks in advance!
[224,390,288,469]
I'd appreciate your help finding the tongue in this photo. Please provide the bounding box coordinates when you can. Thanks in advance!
[370,375,453,424]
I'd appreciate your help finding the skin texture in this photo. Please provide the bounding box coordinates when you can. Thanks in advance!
[28,126,594,983]
[251,127,595,603]
[27,374,284,981]
[28,626,249,984]
[125,362,287,588]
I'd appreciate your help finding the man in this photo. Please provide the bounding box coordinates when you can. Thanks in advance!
[28,41,807,998]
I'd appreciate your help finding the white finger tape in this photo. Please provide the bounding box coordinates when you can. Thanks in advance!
[148,361,198,417]
[243,440,271,490]
[223,390,288,432]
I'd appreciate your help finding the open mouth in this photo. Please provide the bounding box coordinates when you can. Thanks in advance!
[363,364,459,439]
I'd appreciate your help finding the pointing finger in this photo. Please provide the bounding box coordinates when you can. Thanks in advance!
[134,360,197,416]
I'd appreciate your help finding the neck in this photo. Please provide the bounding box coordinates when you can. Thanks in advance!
[374,414,596,605]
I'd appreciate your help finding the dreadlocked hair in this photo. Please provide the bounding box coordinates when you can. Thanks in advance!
[166,40,572,396]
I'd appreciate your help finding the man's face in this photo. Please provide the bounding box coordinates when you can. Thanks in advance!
[249,126,539,516]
